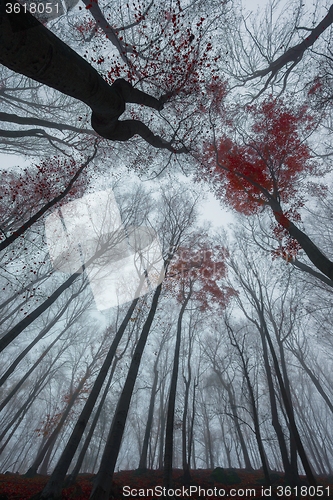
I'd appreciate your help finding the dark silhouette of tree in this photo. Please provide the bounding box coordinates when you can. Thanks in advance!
[0,0,187,152]
[245,5,333,97]
[202,97,333,282]
[225,318,271,485]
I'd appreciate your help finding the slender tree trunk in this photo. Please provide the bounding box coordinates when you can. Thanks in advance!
[138,363,159,470]
[0,231,127,353]
[187,379,197,472]
[158,383,167,470]
[0,325,70,410]
[39,435,57,476]
[163,290,191,490]
[0,152,96,251]
[0,288,83,382]
[26,371,89,477]
[261,316,316,486]
[227,325,270,482]
[65,356,119,485]
[290,348,333,414]
[0,273,80,353]
[89,284,162,500]
[215,370,253,470]
[0,363,58,452]
[226,384,252,470]
[258,327,292,477]
[36,297,139,500]
[182,375,191,483]
[277,340,298,480]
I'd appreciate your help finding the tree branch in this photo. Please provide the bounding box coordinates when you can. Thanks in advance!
[0,111,95,134]
[247,5,333,83]
[0,1,187,152]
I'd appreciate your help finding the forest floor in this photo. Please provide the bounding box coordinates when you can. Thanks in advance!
[0,468,333,499]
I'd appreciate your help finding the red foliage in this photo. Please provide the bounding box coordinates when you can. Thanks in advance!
[80,1,221,99]
[203,98,315,215]
[166,244,235,310]
[200,97,323,257]
[0,157,89,242]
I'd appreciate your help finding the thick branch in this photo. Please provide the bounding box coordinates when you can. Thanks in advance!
[291,258,333,288]
[81,0,153,75]
[249,5,333,81]
[0,1,186,151]
[270,199,333,281]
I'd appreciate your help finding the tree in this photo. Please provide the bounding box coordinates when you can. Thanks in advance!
[243,5,333,97]
[202,96,333,282]
[225,317,271,484]
[163,240,232,489]
[0,0,187,152]
[226,236,316,485]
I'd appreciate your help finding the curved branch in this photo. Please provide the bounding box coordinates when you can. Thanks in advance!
[248,5,333,83]
[0,1,187,152]
[0,128,73,144]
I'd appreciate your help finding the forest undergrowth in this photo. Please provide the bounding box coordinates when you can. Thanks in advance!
[1,468,333,500]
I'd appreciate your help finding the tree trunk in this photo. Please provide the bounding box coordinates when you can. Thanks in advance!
[0,230,126,353]
[26,371,89,477]
[215,370,253,471]
[158,383,167,470]
[138,363,159,470]
[0,153,95,251]
[227,324,270,483]
[0,2,185,151]
[182,375,191,483]
[37,297,138,500]
[163,289,191,490]
[259,328,292,477]
[270,200,333,281]
[0,362,58,452]
[261,315,316,486]
[0,321,71,410]
[89,284,162,500]
[66,356,119,485]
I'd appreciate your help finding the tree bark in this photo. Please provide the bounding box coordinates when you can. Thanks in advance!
[270,200,333,281]
[163,289,192,490]
[89,284,162,500]
[0,150,96,251]
[0,1,186,151]
[0,286,84,389]
[138,363,159,470]
[227,324,270,484]
[26,371,89,477]
[65,356,119,485]
[37,297,139,500]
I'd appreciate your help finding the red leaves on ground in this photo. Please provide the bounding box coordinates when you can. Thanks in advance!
[1,469,331,500]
